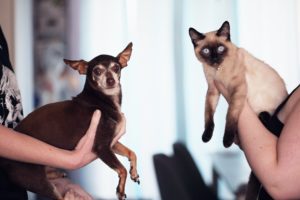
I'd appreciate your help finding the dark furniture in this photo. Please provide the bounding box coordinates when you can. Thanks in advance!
[153,142,217,200]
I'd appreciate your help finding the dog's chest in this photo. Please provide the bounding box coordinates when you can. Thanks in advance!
[111,114,125,147]
[96,109,123,146]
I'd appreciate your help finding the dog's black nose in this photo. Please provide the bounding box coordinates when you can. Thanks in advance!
[107,78,115,86]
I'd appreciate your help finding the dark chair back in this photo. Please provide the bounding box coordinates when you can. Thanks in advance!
[153,153,190,200]
[173,142,218,200]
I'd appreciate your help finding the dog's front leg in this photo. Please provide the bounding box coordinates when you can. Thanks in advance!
[96,146,127,200]
[112,142,139,184]
[203,82,220,142]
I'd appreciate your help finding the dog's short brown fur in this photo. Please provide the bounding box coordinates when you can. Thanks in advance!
[0,43,139,200]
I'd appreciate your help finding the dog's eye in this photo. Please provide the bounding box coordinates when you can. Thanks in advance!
[112,65,120,73]
[93,68,102,76]
[202,48,210,55]
[217,45,225,53]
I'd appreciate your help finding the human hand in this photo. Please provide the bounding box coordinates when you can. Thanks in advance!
[71,110,101,169]
[64,186,93,200]
[51,177,93,200]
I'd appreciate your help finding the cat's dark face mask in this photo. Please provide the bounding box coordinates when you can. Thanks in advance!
[189,21,231,68]
[199,42,228,67]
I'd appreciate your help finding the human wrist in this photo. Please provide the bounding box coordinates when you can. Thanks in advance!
[58,150,83,170]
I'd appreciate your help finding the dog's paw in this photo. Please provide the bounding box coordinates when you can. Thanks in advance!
[202,121,214,142]
[129,166,140,184]
[131,174,140,185]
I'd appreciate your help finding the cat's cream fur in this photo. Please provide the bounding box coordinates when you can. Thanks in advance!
[189,21,288,199]
[189,21,287,148]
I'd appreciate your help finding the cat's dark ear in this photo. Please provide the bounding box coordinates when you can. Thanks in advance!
[216,21,230,41]
[189,27,205,47]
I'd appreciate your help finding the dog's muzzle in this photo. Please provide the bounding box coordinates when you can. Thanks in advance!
[107,78,115,87]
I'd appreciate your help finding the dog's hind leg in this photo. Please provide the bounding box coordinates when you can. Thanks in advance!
[96,146,127,200]
[6,163,63,199]
[46,166,67,180]
[112,142,140,184]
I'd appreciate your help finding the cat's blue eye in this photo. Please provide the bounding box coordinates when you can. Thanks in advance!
[217,45,225,53]
[202,48,210,55]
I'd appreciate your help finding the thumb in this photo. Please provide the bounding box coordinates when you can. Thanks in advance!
[87,110,101,137]
[75,110,101,150]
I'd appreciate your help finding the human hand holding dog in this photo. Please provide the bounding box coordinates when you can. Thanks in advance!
[50,177,93,200]
[71,110,101,169]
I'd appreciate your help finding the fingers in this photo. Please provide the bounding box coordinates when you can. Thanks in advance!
[87,110,101,136]
[64,189,78,200]
[85,109,101,145]
[64,189,93,200]
[62,180,93,200]
[75,110,101,150]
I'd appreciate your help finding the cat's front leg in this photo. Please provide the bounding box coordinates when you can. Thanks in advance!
[203,83,220,142]
[223,83,247,147]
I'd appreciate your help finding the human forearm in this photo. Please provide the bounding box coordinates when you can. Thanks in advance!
[0,126,73,168]
[238,102,282,195]
[0,125,87,169]
[0,110,100,170]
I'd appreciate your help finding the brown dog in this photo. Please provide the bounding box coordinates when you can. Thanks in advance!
[0,43,139,200]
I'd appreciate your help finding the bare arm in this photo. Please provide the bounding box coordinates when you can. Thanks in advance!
[238,94,300,199]
[0,110,100,170]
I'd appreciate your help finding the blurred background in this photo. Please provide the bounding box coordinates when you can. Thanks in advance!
[1,0,300,199]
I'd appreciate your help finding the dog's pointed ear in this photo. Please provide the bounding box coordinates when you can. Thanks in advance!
[64,59,88,74]
[117,42,133,68]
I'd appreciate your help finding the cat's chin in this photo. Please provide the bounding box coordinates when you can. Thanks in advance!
[209,63,221,69]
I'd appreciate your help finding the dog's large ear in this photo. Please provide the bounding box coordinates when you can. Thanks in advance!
[117,42,133,68]
[64,59,88,74]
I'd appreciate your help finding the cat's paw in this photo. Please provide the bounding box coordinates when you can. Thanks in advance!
[202,120,214,142]
[223,126,237,148]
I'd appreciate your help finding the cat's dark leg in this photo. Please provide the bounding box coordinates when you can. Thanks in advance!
[112,142,140,184]
[224,83,246,147]
[203,84,220,142]
[96,145,127,200]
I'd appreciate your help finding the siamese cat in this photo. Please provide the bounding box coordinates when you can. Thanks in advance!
[189,21,288,199]
[188,21,287,148]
